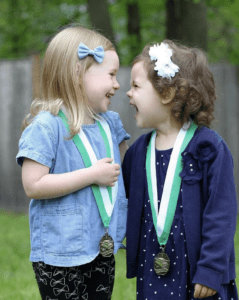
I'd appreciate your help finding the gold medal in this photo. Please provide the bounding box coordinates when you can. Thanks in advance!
[99,231,114,257]
[154,246,170,276]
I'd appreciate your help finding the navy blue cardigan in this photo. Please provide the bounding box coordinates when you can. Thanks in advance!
[122,126,237,292]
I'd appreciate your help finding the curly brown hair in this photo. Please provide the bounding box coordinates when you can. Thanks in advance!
[132,40,216,128]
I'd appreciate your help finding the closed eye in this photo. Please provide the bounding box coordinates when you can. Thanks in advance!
[110,72,118,77]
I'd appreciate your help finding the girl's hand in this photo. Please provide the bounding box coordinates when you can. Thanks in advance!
[92,158,120,187]
[194,284,217,298]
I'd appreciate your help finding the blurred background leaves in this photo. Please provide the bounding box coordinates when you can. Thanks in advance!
[0,0,239,65]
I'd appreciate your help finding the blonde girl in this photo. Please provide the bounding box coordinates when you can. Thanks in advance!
[17,25,129,300]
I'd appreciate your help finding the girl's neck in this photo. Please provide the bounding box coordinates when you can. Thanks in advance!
[155,119,182,151]
[61,105,95,125]
[83,108,96,125]
[83,114,95,125]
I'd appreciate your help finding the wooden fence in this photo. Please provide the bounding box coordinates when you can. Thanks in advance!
[0,58,238,212]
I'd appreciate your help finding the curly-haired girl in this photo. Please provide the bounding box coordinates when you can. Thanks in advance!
[123,40,238,300]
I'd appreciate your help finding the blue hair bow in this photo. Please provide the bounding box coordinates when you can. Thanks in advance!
[77,42,105,63]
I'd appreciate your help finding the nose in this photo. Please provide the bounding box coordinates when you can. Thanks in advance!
[113,78,120,90]
[127,89,132,98]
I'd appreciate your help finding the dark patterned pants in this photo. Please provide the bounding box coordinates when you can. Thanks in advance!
[32,254,115,300]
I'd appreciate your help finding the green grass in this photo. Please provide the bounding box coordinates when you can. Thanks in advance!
[0,210,136,300]
[0,210,238,300]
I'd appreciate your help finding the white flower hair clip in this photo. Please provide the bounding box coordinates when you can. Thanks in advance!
[149,43,179,80]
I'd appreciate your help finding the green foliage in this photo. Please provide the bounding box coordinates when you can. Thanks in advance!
[109,0,165,65]
[205,0,235,6]
[207,2,239,64]
[0,0,89,59]
[113,0,239,65]
[0,0,239,65]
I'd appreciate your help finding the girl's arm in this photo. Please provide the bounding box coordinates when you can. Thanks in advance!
[22,157,120,200]
[119,140,128,163]
[192,139,237,292]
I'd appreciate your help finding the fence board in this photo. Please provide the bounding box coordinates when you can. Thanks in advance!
[0,58,32,212]
[0,59,238,212]
[210,64,239,198]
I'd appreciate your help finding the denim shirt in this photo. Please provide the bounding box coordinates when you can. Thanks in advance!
[16,110,130,267]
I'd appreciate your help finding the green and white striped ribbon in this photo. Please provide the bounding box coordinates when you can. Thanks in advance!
[58,110,118,228]
[146,122,197,246]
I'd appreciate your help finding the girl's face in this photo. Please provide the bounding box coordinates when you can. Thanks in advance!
[127,61,171,129]
[83,50,120,115]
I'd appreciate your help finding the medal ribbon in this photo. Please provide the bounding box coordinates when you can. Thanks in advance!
[146,122,197,246]
[58,110,118,228]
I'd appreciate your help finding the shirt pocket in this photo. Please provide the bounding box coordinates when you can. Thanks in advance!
[116,197,128,244]
[42,204,83,254]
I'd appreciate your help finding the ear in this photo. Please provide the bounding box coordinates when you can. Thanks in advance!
[161,87,176,105]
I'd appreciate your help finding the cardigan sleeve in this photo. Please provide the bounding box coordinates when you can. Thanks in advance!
[122,146,138,278]
[122,147,132,199]
[192,140,238,291]
[122,135,148,278]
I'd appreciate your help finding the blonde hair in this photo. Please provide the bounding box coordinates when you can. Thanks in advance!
[23,25,115,137]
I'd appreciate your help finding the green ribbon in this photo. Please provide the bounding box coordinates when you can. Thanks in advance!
[146,123,197,246]
[58,110,115,227]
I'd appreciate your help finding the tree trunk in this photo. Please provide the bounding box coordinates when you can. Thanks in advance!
[127,1,141,62]
[166,0,207,52]
[87,0,115,44]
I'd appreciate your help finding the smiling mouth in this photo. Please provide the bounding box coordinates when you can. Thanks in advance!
[130,104,139,118]
[106,93,114,99]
